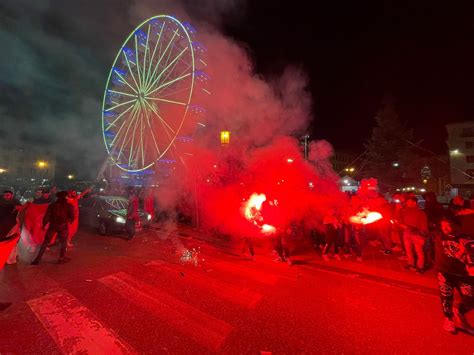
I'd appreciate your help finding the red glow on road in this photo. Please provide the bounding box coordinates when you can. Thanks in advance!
[349,209,383,225]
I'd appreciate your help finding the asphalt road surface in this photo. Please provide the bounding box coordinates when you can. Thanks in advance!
[1,226,473,354]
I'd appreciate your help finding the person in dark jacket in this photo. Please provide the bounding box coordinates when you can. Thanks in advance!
[435,216,474,335]
[33,189,53,204]
[126,189,139,240]
[423,192,445,268]
[0,190,21,238]
[31,191,75,265]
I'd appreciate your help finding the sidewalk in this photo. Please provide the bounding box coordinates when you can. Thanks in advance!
[154,224,439,295]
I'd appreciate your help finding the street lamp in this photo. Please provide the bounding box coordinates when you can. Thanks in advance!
[450,149,460,155]
[67,174,74,180]
[220,131,230,146]
[0,168,6,174]
[392,162,399,167]
[37,160,47,168]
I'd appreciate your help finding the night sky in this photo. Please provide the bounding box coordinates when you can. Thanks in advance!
[224,1,474,153]
[1,0,473,177]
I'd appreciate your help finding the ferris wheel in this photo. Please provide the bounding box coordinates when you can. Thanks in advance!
[102,15,206,172]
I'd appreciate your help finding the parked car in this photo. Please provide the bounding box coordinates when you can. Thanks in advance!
[79,195,151,235]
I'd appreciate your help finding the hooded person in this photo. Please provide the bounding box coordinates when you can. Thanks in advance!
[33,189,53,204]
[125,189,139,241]
[67,186,92,247]
[435,215,474,335]
[0,190,21,239]
[31,191,76,265]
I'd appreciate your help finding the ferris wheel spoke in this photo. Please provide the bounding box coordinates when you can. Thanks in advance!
[144,108,161,156]
[143,99,176,135]
[139,116,145,167]
[108,89,137,99]
[156,85,192,100]
[105,104,134,131]
[122,52,141,93]
[144,24,163,94]
[152,61,191,100]
[145,28,179,93]
[154,38,178,89]
[114,71,139,94]
[112,103,140,153]
[145,97,187,106]
[145,46,188,94]
[157,53,192,87]
[116,103,141,162]
[141,25,151,89]
[147,72,191,96]
[109,102,139,148]
[134,35,144,91]
[105,98,137,113]
[135,107,146,168]
[128,106,142,167]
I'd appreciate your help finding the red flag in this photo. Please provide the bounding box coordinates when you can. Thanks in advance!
[0,235,19,271]
[21,203,49,247]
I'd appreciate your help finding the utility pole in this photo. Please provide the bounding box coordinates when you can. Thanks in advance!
[303,134,310,160]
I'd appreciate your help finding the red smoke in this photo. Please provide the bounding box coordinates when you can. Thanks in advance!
[168,137,348,239]
[126,4,348,239]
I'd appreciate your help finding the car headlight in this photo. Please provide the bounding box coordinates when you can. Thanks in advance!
[147,214,152,221]
[115,216,126,224]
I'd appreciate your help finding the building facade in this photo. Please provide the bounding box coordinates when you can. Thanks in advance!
[0,144,56,186]
[331,151,357,175]
[446,121,474,197]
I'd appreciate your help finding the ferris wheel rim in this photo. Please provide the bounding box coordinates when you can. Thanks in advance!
[101,14,196,173]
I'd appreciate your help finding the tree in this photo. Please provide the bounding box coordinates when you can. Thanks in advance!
[362,96,419,190]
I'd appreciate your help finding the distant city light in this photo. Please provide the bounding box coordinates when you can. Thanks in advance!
[0,168,6,174]
[287,158,294,163]
[37,160,47,168]
[392,162,399,167]
[451,149,460,155]
[67,174,74,180]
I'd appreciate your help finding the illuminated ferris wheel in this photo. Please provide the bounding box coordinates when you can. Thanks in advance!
[102,15,207,172]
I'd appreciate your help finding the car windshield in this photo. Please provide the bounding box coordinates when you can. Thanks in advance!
[103,198,129,211]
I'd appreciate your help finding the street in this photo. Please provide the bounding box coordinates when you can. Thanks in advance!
[1,226,473,354]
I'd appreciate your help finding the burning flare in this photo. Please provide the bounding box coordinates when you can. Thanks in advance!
[349,209,383,225]
[243,193,276,235]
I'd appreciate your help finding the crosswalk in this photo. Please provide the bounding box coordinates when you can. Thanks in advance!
[24,254,289,354]
[27,290,135,354]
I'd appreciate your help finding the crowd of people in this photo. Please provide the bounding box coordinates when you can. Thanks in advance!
[0,180,474,335]
[239,179,474,335]
[0,187,90,265]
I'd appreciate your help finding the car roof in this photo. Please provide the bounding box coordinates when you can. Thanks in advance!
[94,196,128,201]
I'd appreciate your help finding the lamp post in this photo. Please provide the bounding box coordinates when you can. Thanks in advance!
[220,130,230,146]
[303,134,310,160]
[36,160,48,184]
